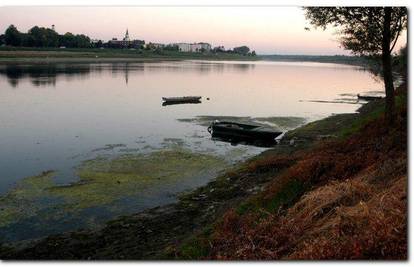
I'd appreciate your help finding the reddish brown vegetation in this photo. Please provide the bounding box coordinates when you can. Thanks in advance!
[246,154,297,174]
[206,92,407,260]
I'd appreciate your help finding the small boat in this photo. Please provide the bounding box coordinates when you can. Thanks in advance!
[357,94,384,101]
[208,121,283,141]
[162,99,201,106]
[162,96,202,103]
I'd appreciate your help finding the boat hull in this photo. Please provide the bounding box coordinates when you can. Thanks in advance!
[162,96,202,102]
[162,100,201,106]
[208,121,282,141]
[357,95,383,101]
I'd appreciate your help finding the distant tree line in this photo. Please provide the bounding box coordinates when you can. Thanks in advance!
[0,24,256,56]
[0,24,94,48]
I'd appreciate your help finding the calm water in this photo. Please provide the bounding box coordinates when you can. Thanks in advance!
[0,60,381,242]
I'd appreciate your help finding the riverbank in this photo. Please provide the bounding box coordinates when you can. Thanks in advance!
[1,81,406,260]
[0,48,373,65]
[0,48,257,64]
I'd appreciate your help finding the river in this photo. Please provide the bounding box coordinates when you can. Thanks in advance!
[0,60,381,242]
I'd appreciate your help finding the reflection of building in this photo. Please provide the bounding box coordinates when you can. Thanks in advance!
[107,29,145,48]
[175,42,211,52]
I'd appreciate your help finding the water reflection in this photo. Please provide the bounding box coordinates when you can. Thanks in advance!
[0,61,256,88]
[0,64,91,87]
[211,132,277,147]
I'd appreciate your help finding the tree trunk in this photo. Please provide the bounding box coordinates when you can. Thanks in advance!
[382,7,395,126]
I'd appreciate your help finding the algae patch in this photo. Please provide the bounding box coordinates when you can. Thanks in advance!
[92,143,127,152]
[48,149,228,211]
[0,171,56,227]
[0,149,227,231]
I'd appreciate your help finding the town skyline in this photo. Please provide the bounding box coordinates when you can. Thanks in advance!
[0,6,359,55]
[0,6,407,55]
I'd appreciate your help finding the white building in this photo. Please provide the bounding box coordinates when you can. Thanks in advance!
[197,42,212,51]
[175,42,211,52]
[176,43,191,52]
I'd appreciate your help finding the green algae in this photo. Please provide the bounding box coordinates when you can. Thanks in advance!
[177,115,307,131]
[49,149,227,211]
[0,149,227,229]
[253,116,307,130]
[161,138,186,148]
[0,171,56,227]
[91,143,127,152]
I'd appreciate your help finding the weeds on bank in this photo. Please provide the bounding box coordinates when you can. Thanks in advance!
[179,87,407,260]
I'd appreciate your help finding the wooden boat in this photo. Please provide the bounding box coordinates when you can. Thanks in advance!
[208,121,283,141]
[162,96,202,103]
[357,94,384,101]
[162,99,201,106]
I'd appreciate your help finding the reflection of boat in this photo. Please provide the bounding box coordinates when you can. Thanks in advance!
[162,96,202,103]
[211,132,277,147]
[357,94,384,101]
[162,100,201,106]
[208,121,283,142]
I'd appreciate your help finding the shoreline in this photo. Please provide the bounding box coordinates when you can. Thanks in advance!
[0,49,259,64]
[0,99,381,259]
[0,49,371,66]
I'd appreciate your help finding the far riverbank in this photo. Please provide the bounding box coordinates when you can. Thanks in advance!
[0,47,373,66]
[0,47,258,64]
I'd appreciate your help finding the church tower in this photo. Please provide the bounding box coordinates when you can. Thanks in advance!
[123,29,130,41]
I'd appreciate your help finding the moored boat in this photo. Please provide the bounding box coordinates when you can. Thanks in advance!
[162,96,202,102]
[208,121,283,141]
[162,99,201,106]
[357,94,384,101]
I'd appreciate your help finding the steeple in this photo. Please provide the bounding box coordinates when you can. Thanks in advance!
[124,28,130,41]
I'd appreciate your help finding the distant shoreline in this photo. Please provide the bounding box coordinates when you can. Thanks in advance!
[0,48,258,64]
[0,48,371,66]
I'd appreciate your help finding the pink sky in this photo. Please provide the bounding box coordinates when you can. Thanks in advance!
[0,6,407,55]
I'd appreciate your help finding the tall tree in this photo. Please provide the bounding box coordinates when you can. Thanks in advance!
[4,24,21,46]
[28,26,59,47]
[304,7,407,126]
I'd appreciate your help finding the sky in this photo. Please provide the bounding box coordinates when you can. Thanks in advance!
[0,6,407,55]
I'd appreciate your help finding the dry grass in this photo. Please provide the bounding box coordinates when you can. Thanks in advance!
[204,89,407,260]
[288,175,406,259]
